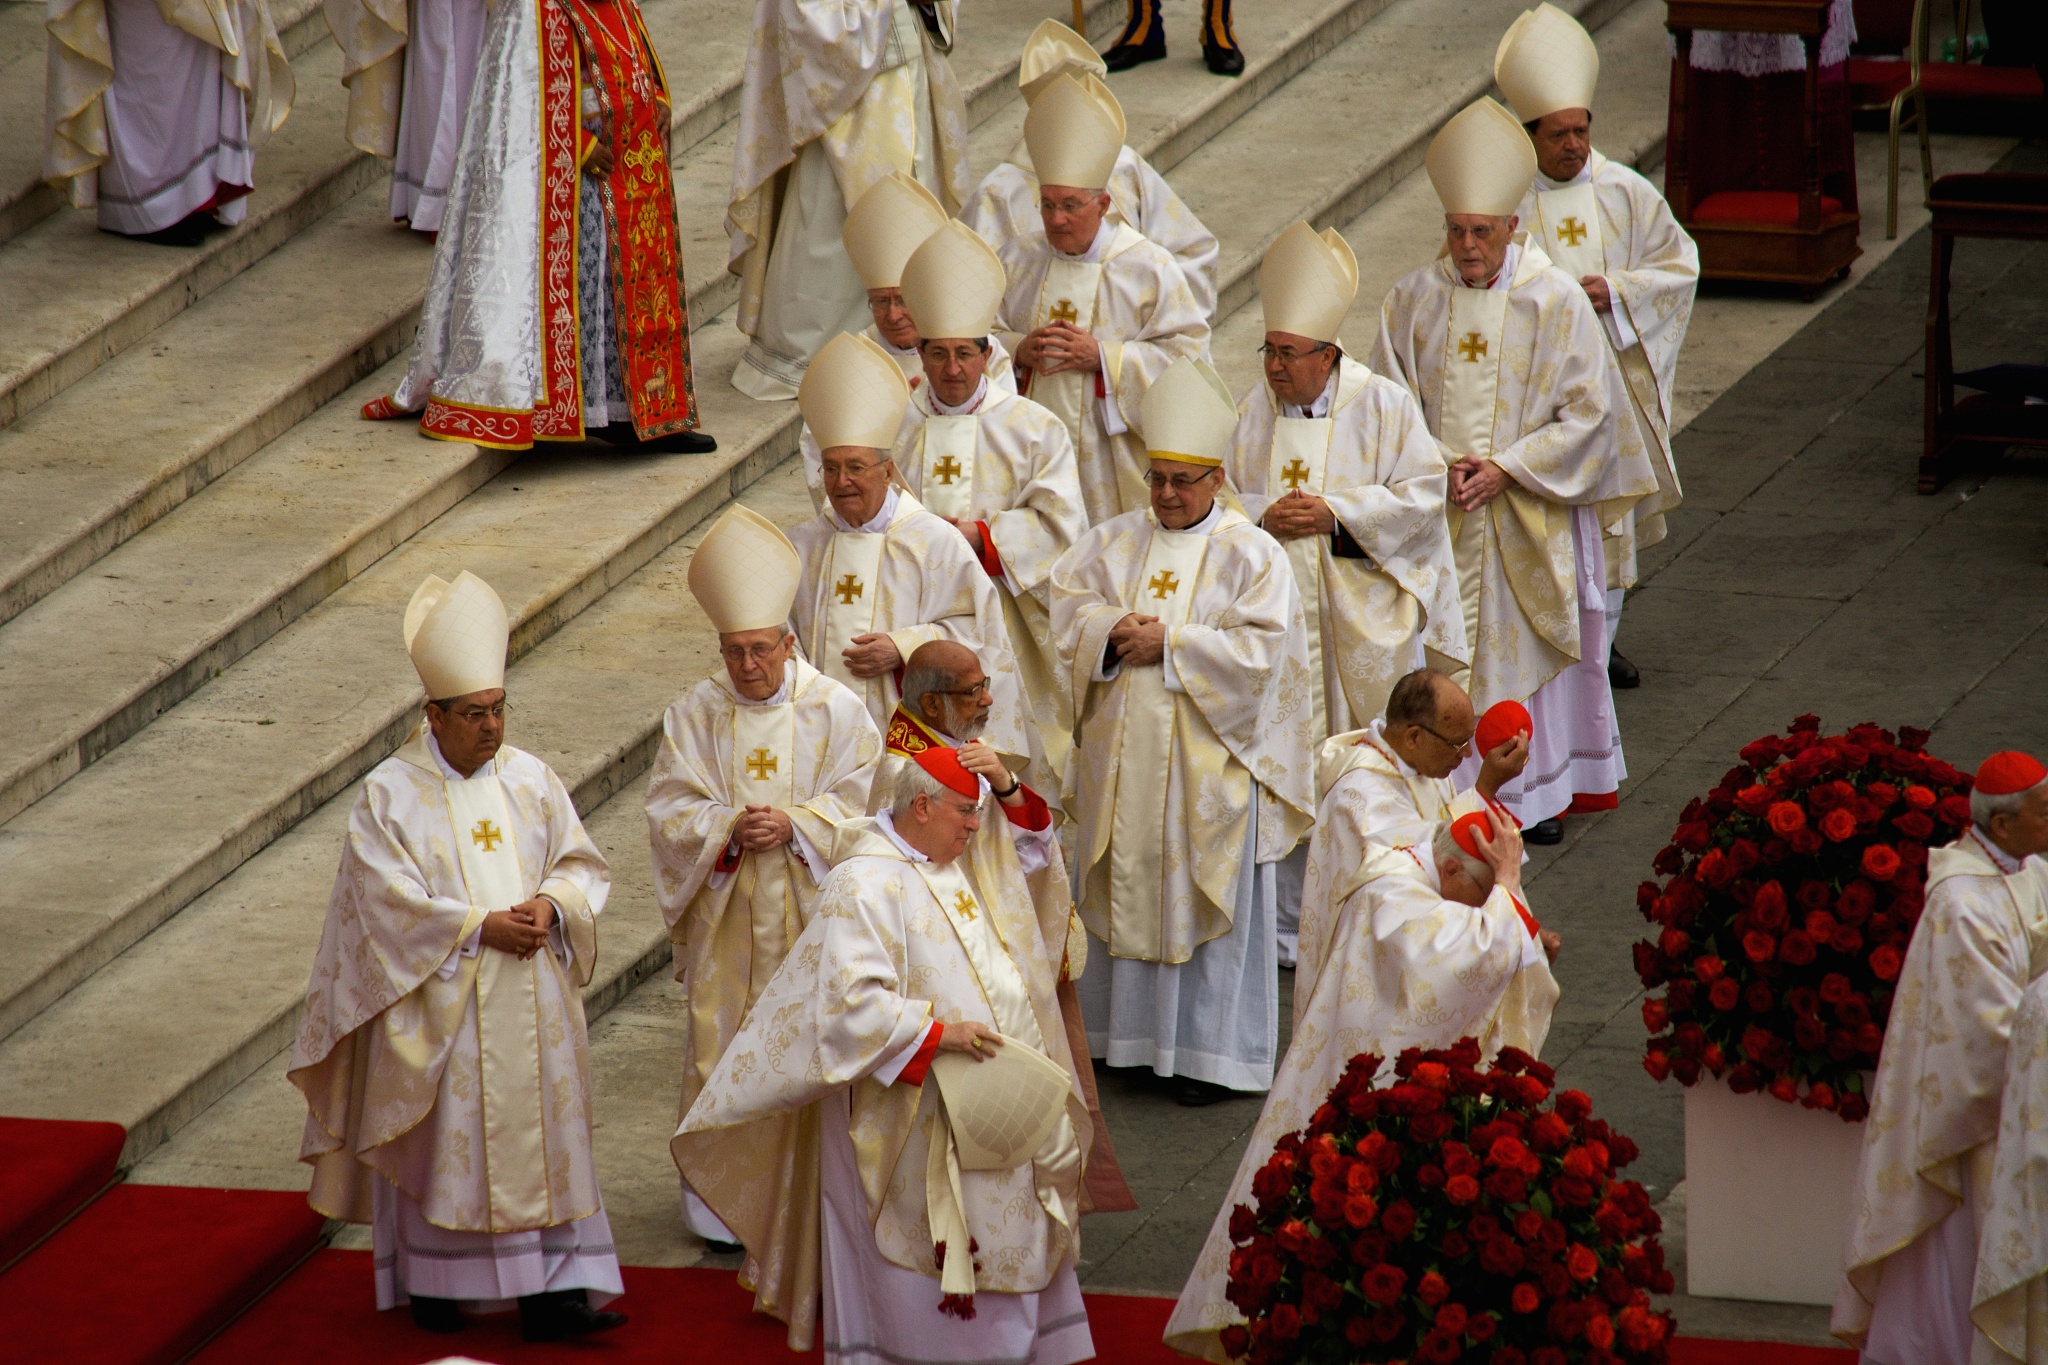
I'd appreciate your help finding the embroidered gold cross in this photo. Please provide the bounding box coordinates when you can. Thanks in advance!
[932,455,963,485]
[1280,458,1312,490]
[1048,298,1079,326]
[623,133,664,185]
[953,890,978,921]
[834,574,864,605]
[1457,331,1489,363]
[745,748,778,780]
[1148,570,1180,599]
[1557,216,1589,247]
[471,820,504,852]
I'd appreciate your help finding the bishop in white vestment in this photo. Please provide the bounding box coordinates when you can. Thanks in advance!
[680,747,1095,1364]
[1369,97,1656,834]
[1498,3,1696,679]
[1971,971,2048,1365]
[995,74,1210,525]
[1836,752,2048,1365]
[962,22,1219,319]
[289,571,626,1342]
[650,506,881,1343]
[327,0,489,232]
[1053,358,1315,1105]
[1165,811,1560,1361]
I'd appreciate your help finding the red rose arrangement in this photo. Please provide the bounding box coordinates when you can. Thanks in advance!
[1633,716,1973,1120]
[1221,1040,1674,1365]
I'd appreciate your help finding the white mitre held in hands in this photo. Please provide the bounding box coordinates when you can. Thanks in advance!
[651,504,881,1345]
[679,745,1096,1365]
[289,570,625,1335]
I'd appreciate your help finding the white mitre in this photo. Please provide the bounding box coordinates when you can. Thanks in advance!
[1025,73,1120,191]
[1494,4,1599,123]
[688,504,802,634]
[843,172,949,292]
[1260,221,1358,344]
[901,221,1007,341]
[1426,97,1538,217]
[799,332,912,451]
[404,570,509,700]
[1140,357,1237,468]
[1019,18,1106,103]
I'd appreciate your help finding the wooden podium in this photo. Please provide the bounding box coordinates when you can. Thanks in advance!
[1665,0,1862,297]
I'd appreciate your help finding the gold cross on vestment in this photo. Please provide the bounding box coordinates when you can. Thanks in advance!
[1557,216,1589,248]
[470,820,504,852]
[932,455,963,485]
[1148,570,1180,600]
[1457,331,1489,363]
[623,133,664,185]
[745,748,778,780]
[1048,298,1079,326]
[834,574,864,606]
[1280,458,1312,491]
[953,890,978,921]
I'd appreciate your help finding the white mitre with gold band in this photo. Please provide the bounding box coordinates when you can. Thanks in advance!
[1427,98,1538,217]
[901,221,1007,341]
[688,504,802,634]
[1260,221,1358,344]
[1024,73,1121,191]
[1494,3,1599,123]
[843,172,950,292]
[798,332,912,450]
[1018,18,1106,103]
[1139,357,1237,467]
[404,570,509,700]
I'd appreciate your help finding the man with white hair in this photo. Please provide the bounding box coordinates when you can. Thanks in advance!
[1497,3,1696,688]
[994,73,1209,524]
[1369,97,1656,843]
[1053,358,1315,1107]
[289,572,625,1342]
[963,21,1219,318]
[1165,809,1561,1359]
[681,745,1096,1363]
[1837,751,2048,1365]
[649,505,881,1339]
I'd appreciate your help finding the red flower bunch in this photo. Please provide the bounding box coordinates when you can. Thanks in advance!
[1222,1041,1674,1365]
[1633,716,1973,1120]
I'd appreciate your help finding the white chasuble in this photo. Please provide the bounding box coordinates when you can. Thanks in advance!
[1270,417,1333,726]
[729,699,801,978]
[1027,256,1105,483]
[820,530,887,697]
[916,416,979,520]
[1529,180,1606,282]
[1440,284,1520,661]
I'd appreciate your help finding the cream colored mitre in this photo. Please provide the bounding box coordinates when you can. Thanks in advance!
[1494,4,1599,124]
[1079,73,1128,144]
[1019,18,1106,103]
[1140,357,1237,468]
[901,221,1007,341]
[1025,73,1120,191]
[930,1039,1073,1170]
[404,570,509,700]
[688,504,802,634]
[799,332,912,451]
[1427,97,1538,217]
[1260,221,1358,344]
[843,172,949,291]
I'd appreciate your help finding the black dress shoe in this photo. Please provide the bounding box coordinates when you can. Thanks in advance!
[1104,38,1165,71]
[1173,1077,1238,1107]
[589,421,718,454]
[699,1237,743,1255]
[1202,42,1244,75]
[123,211,219,248]
[1607,645,1640,690]
[408,1295,465,1333]
[519,1289,629,1342]
[1524,817,1565,845]
[1104,0,1166,70]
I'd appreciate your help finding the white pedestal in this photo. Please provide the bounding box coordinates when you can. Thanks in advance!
[1683,1074,1865,1305]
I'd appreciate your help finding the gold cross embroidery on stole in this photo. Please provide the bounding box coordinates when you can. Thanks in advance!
[471,819,504,852]
[1279,458,1312,490]
[1458,332,1489,363]
[932,455,963,485]
[834,574,864,605]
[1148,570,1180,599]
[952,890,978,921]
[1048,299,1079,326]
[1556,216,1588,247]
[745,748,778,780]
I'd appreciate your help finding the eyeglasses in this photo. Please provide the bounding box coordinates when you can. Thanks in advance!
[441,701,508,723]
[1257,341,1332,364]
[1142,470,1219,491]
[720,643,786,665]
[1039,196,1100,216]
[932,680,993,700]
[920,343,988,366]
[821,461,885,481]
[1414,721,1474,752]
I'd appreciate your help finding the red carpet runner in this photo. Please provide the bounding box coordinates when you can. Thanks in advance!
[0,1115,125,1266]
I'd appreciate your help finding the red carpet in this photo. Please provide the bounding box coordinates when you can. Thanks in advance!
[0,1183,326,1365]
[0,1115,126,1266]
[198,1249,1850,1364]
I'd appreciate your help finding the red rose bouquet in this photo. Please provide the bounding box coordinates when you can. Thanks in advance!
[1221,1041,1675,1365]
[1633,716,1973,1120]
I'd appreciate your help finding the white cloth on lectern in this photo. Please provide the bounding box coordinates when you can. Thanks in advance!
[371,1175,623,1312]
[390,0,488,233]
[97,0,254,234]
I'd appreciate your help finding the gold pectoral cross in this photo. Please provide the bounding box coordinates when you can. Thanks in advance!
[1148,570,1180,600]
[1557,216,1589,247]
[1458,331,1489,363]
[1047,298,1079,326]
[1280,458,1312,491]
[745,748,778,780]
[470,819,504,852]
[834,574,864,605]
[952,890,978,921]
[932,455,963,485]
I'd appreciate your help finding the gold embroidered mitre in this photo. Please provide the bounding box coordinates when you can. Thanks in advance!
[901,221,1007,341]
[404,570,509,700]
[1018,18,1106,103]
[799,332,912,451]
[1139,357,1236,468]
[1494,4,1599,123]
[688,504,803,633]
[1260,220,1358,343]
[1427,98,1538,217]
[1025,73,1120,191]
[843,172,949,291]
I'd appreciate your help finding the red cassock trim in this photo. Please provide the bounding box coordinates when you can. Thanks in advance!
[973,522,1003,580]
[421,398,535,450]
[534,0,585,440]
[1510,894,1541,939]
[1567,791,1619,815]
[1000,784,1052,832]
[896,1021,944,1087]
[713,837,743,876]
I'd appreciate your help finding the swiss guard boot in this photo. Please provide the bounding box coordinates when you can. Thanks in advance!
[1104,0,1166,71]
[1202,0,1245,75]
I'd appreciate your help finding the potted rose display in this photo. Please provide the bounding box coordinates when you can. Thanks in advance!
[1222,1040,1675,1365]
[1630,715,1973,1304]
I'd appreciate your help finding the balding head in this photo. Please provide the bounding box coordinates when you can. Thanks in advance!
[903,640,991,741]
[1383,667,1477,779]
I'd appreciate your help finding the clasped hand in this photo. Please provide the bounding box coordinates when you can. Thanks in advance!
[1447,456,1511,511]
[734,805,794,852]
[1109,612,1166,666]
[1262,490,1336,540]
[1018,321,1101,375]
[480,897,556,959]
[842,632,903,678]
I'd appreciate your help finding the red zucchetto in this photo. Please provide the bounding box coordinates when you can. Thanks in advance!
[1975,751,2047,796]
[1475,699,1532,757]
[912,745,982,799]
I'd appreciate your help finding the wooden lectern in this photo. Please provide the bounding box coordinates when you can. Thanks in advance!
[1665,0,1863,297]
